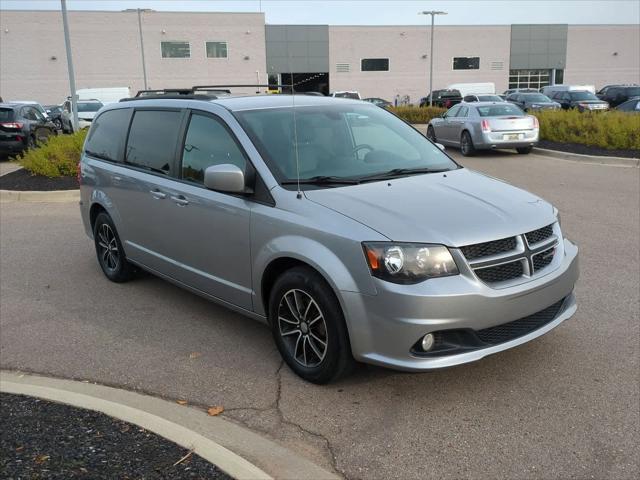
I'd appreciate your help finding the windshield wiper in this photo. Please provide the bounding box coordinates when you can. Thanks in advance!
[281,175,360,186]
[358,167,450,182]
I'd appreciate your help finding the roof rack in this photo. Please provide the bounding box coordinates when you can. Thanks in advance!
[120,84,298,102]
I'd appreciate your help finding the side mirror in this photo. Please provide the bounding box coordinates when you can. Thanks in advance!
[204,164,246,193]
[435,143,445,151]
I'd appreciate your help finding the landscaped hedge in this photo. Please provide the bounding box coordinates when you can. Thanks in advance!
[389,106,446,124]
[19,130,87,178]
[532,109,640,150]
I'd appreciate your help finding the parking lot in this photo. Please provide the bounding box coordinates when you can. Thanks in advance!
[1,149,638,479]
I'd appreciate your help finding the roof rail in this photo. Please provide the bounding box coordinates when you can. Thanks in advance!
[120,84,302,102]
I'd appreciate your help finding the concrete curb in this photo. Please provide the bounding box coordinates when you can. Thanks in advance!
[533,148,639,167]
[0,189,80,203]
[1,371,339,480]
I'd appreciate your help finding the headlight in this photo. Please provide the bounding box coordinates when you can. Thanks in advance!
[363,242,459,284]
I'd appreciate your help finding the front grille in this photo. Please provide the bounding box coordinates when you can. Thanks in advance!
[475,261,523,283]
[525,224,553,245]
[460,237,517,261]
[533,247,555,272]
[475,298,565,344]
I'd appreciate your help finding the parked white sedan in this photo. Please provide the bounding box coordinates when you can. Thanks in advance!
[427,102,539,156]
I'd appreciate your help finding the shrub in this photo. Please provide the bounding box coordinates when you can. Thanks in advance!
[19,130,87,178]
[533,109,640,150]
[389,106,447,124]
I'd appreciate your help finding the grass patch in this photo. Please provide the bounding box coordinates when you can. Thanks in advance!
[19,130,87,178]
[389,106,446,124]
[533,109,639,150]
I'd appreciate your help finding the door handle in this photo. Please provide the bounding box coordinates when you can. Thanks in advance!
[170,195,189,206]
[150,189,167,200]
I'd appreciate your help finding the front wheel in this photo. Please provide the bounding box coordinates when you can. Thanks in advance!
[460,131,476,157]
[517,146,532,154]
[93,212,134,283]
[269,266,354,384]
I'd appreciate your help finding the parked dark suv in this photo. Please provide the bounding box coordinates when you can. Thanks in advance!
[550,91,609,112]
[596,85,640,107]
[0,103,56,157]
[419,89,462,108]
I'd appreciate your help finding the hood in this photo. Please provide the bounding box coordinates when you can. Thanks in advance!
[304,168,556,247]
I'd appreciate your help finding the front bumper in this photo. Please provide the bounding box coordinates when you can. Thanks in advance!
[341,238,579,371]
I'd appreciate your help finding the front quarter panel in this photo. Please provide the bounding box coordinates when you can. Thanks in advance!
[251,188,388,317]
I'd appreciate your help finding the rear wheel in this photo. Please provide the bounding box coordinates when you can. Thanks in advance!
[93,212,134,283]
[426,125,437,142]
[517,146,532,154]
[269,266,354,384]
[460,131,476,156]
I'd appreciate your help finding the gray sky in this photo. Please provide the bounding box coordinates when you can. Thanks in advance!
[2,0,639,25]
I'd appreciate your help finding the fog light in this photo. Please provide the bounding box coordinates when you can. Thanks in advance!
[421,333,435,351]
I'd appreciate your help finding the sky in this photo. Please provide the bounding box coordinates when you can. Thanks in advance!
[1,0,639,25]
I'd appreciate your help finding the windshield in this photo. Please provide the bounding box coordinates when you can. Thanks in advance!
[524,94,552,102]
[477,104,524,117]
[334,92,359,99]
[77,102,103,112]
[235,104,458,185]
[477,95,503,102]
[569,91,598,101]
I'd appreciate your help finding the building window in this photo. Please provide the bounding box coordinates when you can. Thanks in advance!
[161,41,190,58]
[508,69,550,90]
[361,58,389,72]
[206,41,228,58]
[453,57,480,70]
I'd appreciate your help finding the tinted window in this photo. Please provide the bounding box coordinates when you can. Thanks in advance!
[126,110,182,174]
[623,87,640,97]
[85,108,133,162]
[78,102,103,112]
[456,106,469,117]
[476,104,524,117]
[181,114,247,184]
[453,57,480,70]
[0,108,14,121]
[361,58,389,71]
[524,94,552,102]
[21,107,37,120]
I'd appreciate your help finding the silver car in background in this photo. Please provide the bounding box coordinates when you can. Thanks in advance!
[79,92,577,384]
[427,102,539,156]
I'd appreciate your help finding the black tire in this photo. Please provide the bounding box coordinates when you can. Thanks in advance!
[426,125,437,142]
[93,212,134,283]
[269,266,354,384]
[516,146,532,154]
[460,131,476,156]
[53,119,62,130]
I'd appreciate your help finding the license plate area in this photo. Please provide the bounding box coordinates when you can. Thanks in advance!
[504,133,521,140]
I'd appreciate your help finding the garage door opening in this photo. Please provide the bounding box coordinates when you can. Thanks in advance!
[279,73,329,95]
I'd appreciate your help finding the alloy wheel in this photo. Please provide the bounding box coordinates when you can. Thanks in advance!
[97,223,120,272]
[278,289,328,367]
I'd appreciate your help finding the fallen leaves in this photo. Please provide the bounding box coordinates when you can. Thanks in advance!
[189,352,201,359]
[207,406,224,416]
[173,450,194,466]
[34,454,50,464]
[176,399,188,406]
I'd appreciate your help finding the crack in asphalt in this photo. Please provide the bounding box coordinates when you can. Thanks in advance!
[223,361,346,479]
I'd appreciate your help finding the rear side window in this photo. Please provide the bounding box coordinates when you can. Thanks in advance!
[126,110,183,174]
[0,108,15,122]
[181,113,247,184]
[85,108,132,162]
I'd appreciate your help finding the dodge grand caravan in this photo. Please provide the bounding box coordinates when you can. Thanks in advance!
[79,88,579,384]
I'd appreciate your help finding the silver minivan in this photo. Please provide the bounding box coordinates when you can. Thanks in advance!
[80,90,579,383]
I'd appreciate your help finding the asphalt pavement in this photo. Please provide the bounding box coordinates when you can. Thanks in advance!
[1,150,638,479]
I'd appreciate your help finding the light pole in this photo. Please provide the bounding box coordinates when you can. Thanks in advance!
[137,9,149,90]
[60,0,78,132]
[419,10,447,107]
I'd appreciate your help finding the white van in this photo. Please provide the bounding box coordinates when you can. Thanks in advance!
[76,87,131,105]
[447,82,495,97]
[541,84,596,96]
